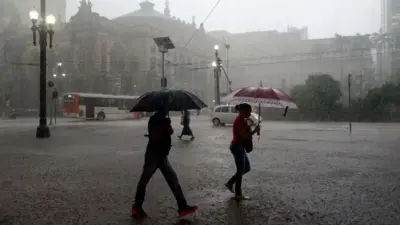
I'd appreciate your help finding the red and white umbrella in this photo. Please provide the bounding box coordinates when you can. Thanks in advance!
[221,86,298,109]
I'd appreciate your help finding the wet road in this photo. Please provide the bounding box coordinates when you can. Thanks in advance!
[0,117,399,225]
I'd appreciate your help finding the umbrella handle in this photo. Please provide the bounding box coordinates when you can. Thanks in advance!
[283,106,289,117]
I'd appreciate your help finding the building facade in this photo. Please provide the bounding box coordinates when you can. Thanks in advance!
[381,0,400,79]
[0,0,67,28]
[209,28,374,98]
[0,0,217,112]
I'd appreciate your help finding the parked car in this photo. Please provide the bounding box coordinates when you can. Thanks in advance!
[211,104,262,126]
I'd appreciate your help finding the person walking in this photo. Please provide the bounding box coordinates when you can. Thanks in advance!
[225,103,260,200]
[130,107,198,219]
[178,110,194,140]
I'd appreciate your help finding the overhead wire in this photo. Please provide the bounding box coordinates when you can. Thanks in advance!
[8,48,398,74]
[183,0,222,48]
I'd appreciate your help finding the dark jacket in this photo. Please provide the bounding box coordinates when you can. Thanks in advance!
[147,112,173,154]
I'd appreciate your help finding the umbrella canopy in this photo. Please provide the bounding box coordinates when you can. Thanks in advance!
[221,86,298,109]
[131,89,208,112]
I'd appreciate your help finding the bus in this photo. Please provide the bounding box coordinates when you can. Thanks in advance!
[62,92,140,120]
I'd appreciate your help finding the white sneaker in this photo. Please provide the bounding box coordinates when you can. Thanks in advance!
[232,195,250,200]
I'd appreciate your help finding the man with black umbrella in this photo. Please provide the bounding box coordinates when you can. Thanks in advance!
[130,106,198,219]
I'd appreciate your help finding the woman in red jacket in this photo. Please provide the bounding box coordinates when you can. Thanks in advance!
[225,103,259,200]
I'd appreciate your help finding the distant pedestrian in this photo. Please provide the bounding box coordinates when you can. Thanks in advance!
[130,107,198,219]
[178,110,194,140]
[225,103,259,200]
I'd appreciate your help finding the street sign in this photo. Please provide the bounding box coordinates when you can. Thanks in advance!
[48,81,54,88]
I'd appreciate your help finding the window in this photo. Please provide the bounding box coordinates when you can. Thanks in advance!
[215,107,222,112]
[107,99,117,107]
[117,99,125,110]
[231,107,238,113]
[79,97,85,105]
[63,94,75,102]
[150,57,156,69]
[95,98,106,107]
[220,107,229,113]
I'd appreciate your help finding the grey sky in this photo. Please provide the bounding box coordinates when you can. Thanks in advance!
[67,0,380,39]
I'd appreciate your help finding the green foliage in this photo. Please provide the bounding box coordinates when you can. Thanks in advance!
[349,82,400,121]
[291,74,342,112]
[289,73,400,122]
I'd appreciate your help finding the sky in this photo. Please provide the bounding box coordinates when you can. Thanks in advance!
[66,0,381,39]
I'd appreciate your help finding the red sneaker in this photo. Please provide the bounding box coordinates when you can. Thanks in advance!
[131,207,148,219]
[178,205,198,217]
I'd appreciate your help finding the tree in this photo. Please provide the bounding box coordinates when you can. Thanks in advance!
[290,74,342,120]
[357,81,400,121]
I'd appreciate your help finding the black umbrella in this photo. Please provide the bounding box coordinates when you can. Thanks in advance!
[130,89,208,112]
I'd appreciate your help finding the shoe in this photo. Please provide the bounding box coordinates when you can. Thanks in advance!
[232,195,250,200]
[178,205,198,217]
[178,135,182,139]
[190,136,195,140]
[225,183,234,193]
[131,206,148,219]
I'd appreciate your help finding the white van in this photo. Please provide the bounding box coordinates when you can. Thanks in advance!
[211,105,262,126]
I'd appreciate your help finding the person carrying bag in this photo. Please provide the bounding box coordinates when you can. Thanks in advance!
[224,103,260,200]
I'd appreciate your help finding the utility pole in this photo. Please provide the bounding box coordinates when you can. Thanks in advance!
[220,66,232,93]
[48,81,54,125]
[225,44,230,93]
[161,52,165,89]
[348,74,352,135]
[213,45,221,105]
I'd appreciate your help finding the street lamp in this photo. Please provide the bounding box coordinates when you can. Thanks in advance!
[62,73,66,77]
[213,45,222,105]
[29,4,56,138]
[153,36,175,89]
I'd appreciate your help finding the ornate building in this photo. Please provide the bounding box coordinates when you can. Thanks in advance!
[1,0,217,111]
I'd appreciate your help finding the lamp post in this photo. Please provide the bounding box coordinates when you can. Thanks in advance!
[348,73,352,135]
[213,45,222,105]
[29,2,56,138]
[153,37,175,90]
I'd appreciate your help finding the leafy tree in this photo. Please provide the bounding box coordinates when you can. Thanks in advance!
[291,74,342,112]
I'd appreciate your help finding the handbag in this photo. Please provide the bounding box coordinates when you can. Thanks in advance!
[243,125,253,153]
[242,137,253,153]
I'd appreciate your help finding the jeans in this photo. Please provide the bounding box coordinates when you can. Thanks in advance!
[133,147,188,210]
[226,143,251,196]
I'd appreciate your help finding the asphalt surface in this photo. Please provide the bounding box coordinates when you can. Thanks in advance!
[0,117,400,225]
